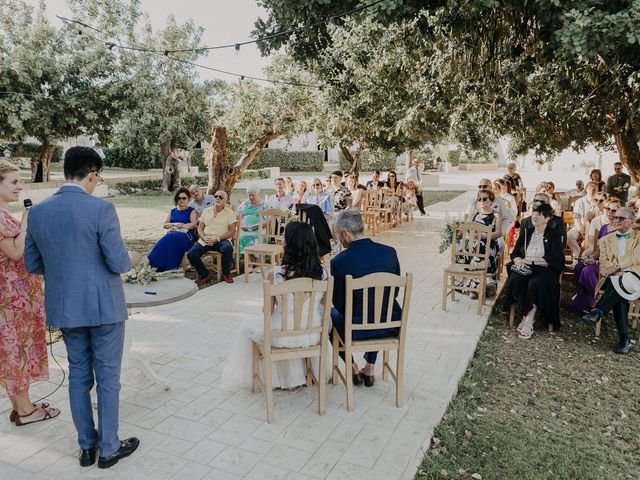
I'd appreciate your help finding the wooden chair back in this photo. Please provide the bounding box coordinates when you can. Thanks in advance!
[563,211,574,229]
[449,222,493,267]
[568,195,583,210]
[258,208,291,245]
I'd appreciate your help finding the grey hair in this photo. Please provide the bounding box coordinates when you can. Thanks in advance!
[246,183,260,194]
[335,209,365,235]
[189,184,201,192]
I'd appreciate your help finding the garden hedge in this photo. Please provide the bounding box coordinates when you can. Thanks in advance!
[251,149,324,172]
[103,146,161,169]
[338,150,398,171]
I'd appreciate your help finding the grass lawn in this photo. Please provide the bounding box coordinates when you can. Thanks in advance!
[416,282,640,480]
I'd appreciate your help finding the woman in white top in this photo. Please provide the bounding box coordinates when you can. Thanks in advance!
[222,222,331,389]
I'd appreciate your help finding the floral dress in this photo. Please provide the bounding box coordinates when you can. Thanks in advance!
[237,200,267,254]
[0,209,48,397]
[457,211,499,289]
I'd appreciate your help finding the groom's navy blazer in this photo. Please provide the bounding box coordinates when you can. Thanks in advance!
[330,237,402,324]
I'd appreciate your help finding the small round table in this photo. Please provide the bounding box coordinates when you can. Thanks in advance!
[123,277,198,391]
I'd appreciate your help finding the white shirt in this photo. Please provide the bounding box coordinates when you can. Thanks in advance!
[525,233,545,260]
[189,195,216,213]
[617,234,627,258]
[405,166,422,186]
[573,196,593,223]
[589,214,607,237]
[268,193,294,211]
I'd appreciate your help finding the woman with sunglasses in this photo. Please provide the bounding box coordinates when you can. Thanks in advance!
[589,169,606,194]
[460,190,502,299]
[384,170,404,226]
[147,187,197,271]
[570,198,622,312]
[305,178,334,220]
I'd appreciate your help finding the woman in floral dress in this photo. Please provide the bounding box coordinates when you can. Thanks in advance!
[0,159,59,425]
[236,185,267,254]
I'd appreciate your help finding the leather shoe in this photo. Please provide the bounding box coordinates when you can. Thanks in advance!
[79,445,98,467]
[352,372,364,386]
[222,275,234,284]
[614,337,631,354]
[363,373,375,387]
[581,310,601,326]
[195,273,213,286]
[98,437,140,469]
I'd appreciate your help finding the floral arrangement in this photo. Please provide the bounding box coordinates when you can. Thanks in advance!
[121,258,184,285]
[439,216,463,254]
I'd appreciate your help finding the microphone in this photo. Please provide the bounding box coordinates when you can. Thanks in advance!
[23,199,33,210]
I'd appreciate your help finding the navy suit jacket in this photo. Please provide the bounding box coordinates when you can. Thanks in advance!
[25,186,132,328]
[330,237,402,323]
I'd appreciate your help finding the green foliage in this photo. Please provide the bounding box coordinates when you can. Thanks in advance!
[103,146,161,169]
[338,150,397,171]
[448,149,461,166]
[252,149,324,172]
[190,149,206,168]
[7,142,63,162]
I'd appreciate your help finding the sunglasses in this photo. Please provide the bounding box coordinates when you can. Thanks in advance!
[613,216,631,221]
[478,197,491,201]
[594,198,605,203]
[313,183,321,187]
[177,196,188,200]
[213,194,225,199]
[478,184,490,189]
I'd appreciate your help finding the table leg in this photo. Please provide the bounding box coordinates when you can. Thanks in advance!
[123,308,171,391]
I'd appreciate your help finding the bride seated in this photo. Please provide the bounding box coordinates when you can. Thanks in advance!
[222,221,331,390]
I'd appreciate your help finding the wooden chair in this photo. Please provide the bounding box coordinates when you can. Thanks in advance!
[568,195,583,211]
[379,188,397,229]
[243,209,291,283]
[563,211,574,230]
[331,272,413,412]
[360,190,380,236]
[592,289,640,337]
[442,222,493,315]
[252,276,334,423]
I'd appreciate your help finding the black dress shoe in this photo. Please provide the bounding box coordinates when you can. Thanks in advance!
[581,310,601,326]
[98,437,140,469]
[363,374,375,387]
[614,337,631,354]
[352,372,364,386]
[79,445,98,467]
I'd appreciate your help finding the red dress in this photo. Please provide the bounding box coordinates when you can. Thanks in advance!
[0,209,48,397]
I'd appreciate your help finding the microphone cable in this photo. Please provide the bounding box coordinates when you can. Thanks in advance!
[33,327,67,404]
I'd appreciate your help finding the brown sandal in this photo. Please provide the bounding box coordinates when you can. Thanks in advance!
[14,406,60,426]
[9,402,49,423]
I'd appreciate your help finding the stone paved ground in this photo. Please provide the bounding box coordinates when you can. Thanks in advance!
[0,194,500,480]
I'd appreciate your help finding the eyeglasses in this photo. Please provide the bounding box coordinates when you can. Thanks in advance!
[594,198,605,203]
[213,194,225,199]
[177,196,188,200]
[90,170,104,186]
[478,197,491,201]
[478,184,490,189]
[613,216,632,221]
[313,183,321,187]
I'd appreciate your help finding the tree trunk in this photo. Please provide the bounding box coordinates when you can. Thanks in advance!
[339,144,361,176]
[161,141,181,192]
[613,129,640,186]
[32,142,55,183]
[207,123,280,199]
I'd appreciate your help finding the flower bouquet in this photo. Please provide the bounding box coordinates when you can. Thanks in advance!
[121,258,184,285]
[439,216,463,254]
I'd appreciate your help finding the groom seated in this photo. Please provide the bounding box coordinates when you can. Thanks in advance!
[330,209,402,386]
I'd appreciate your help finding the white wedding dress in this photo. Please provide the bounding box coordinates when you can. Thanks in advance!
[221,267,333,390]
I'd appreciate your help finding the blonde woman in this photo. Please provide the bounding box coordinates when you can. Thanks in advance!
[0,160,59,425]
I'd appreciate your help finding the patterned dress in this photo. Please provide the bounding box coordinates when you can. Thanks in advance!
[0,209,48,397]
[237,200,267,254]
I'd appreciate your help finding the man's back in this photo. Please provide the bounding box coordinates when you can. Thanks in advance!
[330,238,401,322]
[25,186,131,328]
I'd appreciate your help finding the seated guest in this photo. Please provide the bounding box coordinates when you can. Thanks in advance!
[590,168,607,194]
[330,210,402,387]
[570,199,620,313]
[467,179,516,253]
[461,190,502,299]
[188,184,215,216]
[294,180,308,204]
[542,182,562,216]
[567,180,586,197]
[582,207,639,353]
[366,170,385,190]
[284,176,295,196]
[147,187,197,271]
[236,185,267,255]
[494,178,517,211]
[519,193,567,242]
[267,177,294,211]
[221,222,330,389]
[329,171,351,213]
[187,190,237,285]
[505,162,524,191]
[305,178,334,220]
[346,175,362,209]
[384,170,404,226]
[586,192,607,224]
[567,181,598,258]
[506,203,564,337]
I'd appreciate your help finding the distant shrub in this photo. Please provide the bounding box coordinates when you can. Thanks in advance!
[339,150,397,171]
[252,149,324,172]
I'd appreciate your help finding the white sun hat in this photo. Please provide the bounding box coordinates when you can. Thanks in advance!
[611,270,640,301]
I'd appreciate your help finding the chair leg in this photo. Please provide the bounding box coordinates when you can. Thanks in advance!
[595,319,602,337]
[318,352,326,416]
[244,253,250,283]
[476,277,486,315]
[305,358,313,389]
[509,304,516,328]
[215,256,222,282]
[331,331,339,385]
[251,342,260,394]
[382,350,389,381]
[442,272,448,311]
[396,347,405,408]
[264,354,274,423]
[345,346,354,412]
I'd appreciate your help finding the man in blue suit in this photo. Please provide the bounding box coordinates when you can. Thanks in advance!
[331,209,402,387]
[25,147,140,469]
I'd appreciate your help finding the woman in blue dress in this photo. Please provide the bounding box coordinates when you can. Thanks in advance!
[148,187,198,271]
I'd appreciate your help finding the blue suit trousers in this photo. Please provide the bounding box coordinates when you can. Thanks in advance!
[61,322,125,457]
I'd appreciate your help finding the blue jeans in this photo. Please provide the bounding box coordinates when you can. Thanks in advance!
[61,322,125,457]
[187,240,233,278]
[330,307,399,364]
